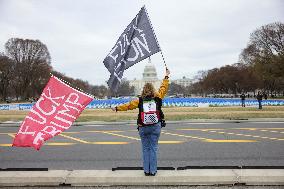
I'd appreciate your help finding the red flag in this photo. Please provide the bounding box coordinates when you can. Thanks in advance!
[12,76,93,150]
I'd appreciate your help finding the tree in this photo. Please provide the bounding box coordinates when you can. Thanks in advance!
[168,82,185,96]
[234,63,260,94]
[191,63,261,96]
[51,70,108,98]
[0,54,15,101]
[190,70,208,96]
[5,38,51,100]
[51,70,93,94]
[240,22,284,95]
[115,79,135,97]
[190,22,284,97]
[91,85,108,98]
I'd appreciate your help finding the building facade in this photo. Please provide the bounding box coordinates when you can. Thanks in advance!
[129,62,193,95]
[172,76,192,87]
[129,63,161,95]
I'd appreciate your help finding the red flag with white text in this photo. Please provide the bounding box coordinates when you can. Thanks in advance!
[12,76,93,150]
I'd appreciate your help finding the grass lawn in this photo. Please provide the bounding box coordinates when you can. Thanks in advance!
[0,106,283,122]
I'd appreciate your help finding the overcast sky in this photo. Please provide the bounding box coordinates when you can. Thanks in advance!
[0,0,283,85]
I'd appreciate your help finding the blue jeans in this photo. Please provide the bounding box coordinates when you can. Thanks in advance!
[138,122,161,174]
[241,99,245,107]
[258,100,262,109]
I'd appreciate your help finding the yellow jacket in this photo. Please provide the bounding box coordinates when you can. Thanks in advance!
[116,78,169,111]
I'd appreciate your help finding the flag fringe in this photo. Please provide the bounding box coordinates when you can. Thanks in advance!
[49,73,94,98]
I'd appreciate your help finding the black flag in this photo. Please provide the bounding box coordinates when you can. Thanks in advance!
[103,6,160,92]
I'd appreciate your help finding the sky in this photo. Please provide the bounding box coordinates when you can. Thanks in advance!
[0,0,283,85]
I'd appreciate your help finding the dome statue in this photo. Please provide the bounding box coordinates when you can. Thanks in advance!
[129,58,161,95]
[142,58,158,81]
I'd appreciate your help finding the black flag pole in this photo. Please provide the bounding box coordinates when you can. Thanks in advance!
[144,5,168,70]
[160,51,168,70]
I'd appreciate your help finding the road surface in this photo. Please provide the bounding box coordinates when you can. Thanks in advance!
[0,121,283,170]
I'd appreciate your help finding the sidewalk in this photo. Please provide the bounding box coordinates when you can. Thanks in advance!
[0,169,284,186]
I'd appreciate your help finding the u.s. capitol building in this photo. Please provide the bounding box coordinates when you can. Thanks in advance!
[129,62,192,95]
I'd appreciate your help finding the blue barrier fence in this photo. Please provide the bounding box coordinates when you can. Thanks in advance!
[86,97,284,109]
[1,98,284,110]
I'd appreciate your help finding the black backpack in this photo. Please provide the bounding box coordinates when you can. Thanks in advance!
[137,97,166,127]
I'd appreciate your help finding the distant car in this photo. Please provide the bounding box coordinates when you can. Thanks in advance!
[176,94,184,98]
[5,97,13,103]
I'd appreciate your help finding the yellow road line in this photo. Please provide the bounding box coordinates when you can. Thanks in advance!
[1,143,76,147]
[59,134,90,144]
[235,133,244,136]
[177,128,284,131]
[7,134,15,138]
[45,142,75,146]
[161,131,208,140]
[243,134,252,137]
[158,141,184,144]
[86,130,124,133]
[61,132,80,134]
[203,130,284,141]
[234,128,284,130]
[90,142,129,145]
[258,130,284,134]
[0,144,12,146]
[234,128,259,130]
[177,128,224,131]
[0,142,129,146]
[100,131,140,141]
[205,139,257,143]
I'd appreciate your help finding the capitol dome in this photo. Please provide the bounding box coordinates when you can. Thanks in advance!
[143,64,158,81]
[129,59,161,95]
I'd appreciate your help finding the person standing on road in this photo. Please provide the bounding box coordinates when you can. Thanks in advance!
[111,68,170,176]
[240,93,246,107]
[256,91,263,109]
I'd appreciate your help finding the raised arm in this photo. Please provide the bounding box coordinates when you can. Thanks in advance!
[156,68,170,99]
[111,98,139,112]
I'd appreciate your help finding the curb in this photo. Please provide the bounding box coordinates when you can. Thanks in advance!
[0,169,284,186]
